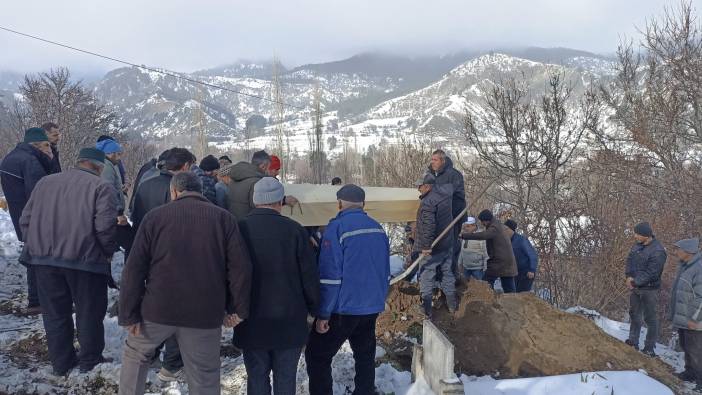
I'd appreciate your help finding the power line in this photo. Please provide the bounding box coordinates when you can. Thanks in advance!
[0,25,307,110]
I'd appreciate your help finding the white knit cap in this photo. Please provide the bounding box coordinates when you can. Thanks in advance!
[253,177,284,205]
[464,217,477,225]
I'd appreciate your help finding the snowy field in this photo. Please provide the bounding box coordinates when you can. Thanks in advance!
[0,208,697,394]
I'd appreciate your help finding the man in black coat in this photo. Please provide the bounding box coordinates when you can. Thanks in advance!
[625,222,667,356]
[0,127,53,313]
[234,177,319,395]
[429,149,466,278]
[126,147,194,381]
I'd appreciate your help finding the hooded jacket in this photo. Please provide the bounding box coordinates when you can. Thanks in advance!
[511,233,539,273]
[669,253,702,331]
[0,143,52,240]
[226,161,266,220]
[461,218,518,278]
[428,156,466,219]
[414,184,454,254]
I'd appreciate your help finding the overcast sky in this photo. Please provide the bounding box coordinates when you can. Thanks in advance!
[0,0,697,76]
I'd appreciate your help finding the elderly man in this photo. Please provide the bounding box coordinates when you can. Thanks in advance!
[20,148,117,376]
[459,217,488,281]
[669,238,702,390]
[234,177,319,395]
[1,127,54,314]
[623,222,667,356]
[127,147,194,381]
[429,149,466,278]
[414,173,456,318]
[118,171,252,395]
[306,184,390,395]
[503,220,539,293]
[461,210,517,293]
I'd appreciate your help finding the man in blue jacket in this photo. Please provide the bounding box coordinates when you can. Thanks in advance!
[306,184,390,395]
[504,220,538,293]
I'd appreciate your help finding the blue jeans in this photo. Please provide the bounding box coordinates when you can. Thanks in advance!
[464,269,485,280]
[244,347,302,395]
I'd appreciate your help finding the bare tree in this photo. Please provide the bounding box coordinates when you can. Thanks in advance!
[464,74,541,224]
[10,68,118,168]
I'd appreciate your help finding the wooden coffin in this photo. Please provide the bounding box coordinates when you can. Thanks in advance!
[281,184,420,226]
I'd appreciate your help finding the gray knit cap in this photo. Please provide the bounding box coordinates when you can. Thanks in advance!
[253,177,284,205]
[674,238,700,254]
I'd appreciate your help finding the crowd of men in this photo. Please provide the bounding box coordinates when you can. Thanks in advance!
[0,126,700,392]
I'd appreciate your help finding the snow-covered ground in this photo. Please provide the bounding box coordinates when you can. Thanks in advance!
[0,208,697,394]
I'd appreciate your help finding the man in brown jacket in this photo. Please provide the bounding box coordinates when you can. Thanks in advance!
[461,209,517,292]
[19,147,118,376]
[118,171,252,395]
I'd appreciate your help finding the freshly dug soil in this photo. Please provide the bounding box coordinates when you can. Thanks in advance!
[378,280,682,392]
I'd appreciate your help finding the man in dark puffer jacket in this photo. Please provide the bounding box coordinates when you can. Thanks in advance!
[624,222,667,356]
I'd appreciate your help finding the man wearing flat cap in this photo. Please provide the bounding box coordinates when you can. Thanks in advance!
[19,147,118,376]
[669,238,702,390]
[306,184,390,395]
[624,221,667,356]
[413,173,457,319]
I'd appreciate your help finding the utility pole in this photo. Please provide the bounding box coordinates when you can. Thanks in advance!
[192,88,207,161]
[271,56,287,180]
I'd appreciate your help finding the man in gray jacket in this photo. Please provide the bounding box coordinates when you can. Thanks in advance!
[669,238,702,390]
[624,222,667,356]
[20,148,117,376]
[459,217,487,280]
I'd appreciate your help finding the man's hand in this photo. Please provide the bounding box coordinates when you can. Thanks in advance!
[285,195,299,207]
[626,277,636,290]
[126,323,141,337]
[117,215,128,226]
[527,272,535,279]
[688,320,701,330]
[224,314,243,328]
[421,249,432,257]
[315,319,330,334]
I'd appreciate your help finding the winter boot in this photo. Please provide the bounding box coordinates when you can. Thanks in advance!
[422,297,433,320]
[624,339,639,350]
[446,294,458,315]
[675,369,695,382]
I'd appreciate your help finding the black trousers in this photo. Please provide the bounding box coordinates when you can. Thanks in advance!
[680,329,702,383]
[515,271,534,293]
[243,347,302,395]
[34,265,108,374]
[306,314,378,395]
[19,245,39,307]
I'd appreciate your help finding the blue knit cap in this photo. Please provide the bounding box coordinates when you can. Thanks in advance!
[96,139,122,154]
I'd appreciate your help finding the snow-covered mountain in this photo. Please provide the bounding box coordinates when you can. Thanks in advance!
[3,48,616,153]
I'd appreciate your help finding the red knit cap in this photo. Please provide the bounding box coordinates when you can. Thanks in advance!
[269,155,281,170]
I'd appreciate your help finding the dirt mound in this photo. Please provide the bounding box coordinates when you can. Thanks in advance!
[379,280,682,391]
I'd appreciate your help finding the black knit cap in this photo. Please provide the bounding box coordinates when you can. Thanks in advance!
[336,184,365,203]
[200,155,220,171]
[634,222,653,238]
[78,147,105,163]
[504,219,518,232]
[478,209,493,222]
[24,127,48,143]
